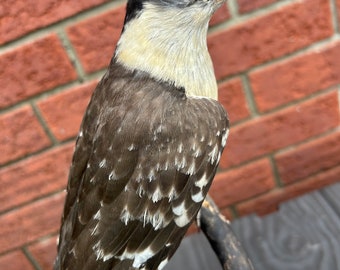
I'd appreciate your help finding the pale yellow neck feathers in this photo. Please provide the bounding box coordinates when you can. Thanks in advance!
[115,3,218,100]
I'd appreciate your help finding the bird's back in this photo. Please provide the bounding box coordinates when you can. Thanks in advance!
[54,62,229,270]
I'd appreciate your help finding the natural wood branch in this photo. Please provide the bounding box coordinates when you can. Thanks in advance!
[200,195,255,270]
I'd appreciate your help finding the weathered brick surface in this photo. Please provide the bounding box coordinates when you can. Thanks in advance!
[29,235,58,270]
[67,6,126,73]
[218,78,250,124]
[211,159,275,207]
[237,165,340,216]
[251,42,340,112]
[220,91,339,168]
[0,144,73,212]
[38,81,97,141]
[209,0,332,79]
[0,192,65,253]
[0,250,34,270]
[276,132,340,184]
[238,0,277,13]
[0,35,77,109]
[0,0,110,45]
[0,106,51,165]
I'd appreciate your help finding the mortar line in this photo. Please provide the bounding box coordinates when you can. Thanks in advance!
[31,103,59,145]
[330,0,340,34]
[268,155,284,188]
[227,0,239,19]
[0,139,75,171]
[22,247,42,270]
[57,31,86,82]
[240,74,259,118]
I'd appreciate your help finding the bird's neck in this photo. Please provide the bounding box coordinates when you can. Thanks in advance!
[115,3,218,100]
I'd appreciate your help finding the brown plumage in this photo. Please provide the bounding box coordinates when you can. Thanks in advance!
[55,0,229,269]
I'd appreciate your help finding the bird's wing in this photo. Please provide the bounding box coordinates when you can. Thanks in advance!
[55,66,229,270]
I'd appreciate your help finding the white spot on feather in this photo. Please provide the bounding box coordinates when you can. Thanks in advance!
[91,223,99,236]
[137,186,145,197]
[151,187,162,203]
[175,212,190,227]
[193,147,202,158]
[99,159,106,168]
[147,169,156,181]
[175,156,186,170]
[177,143,183,153]
[208,145,219,164]
[221,129,229,147]
[109,170,118,181]
[172,201,186,216]
[195,173,209,189]
[93,241,114,262]
[128,143,136,151]
[191,191,205,202]
[168,187,177,202]
[103,253,114,262]
[120,208,133,225]
[132,247,155,268]
[186,161,196,175]
[155,124,162,133]
[94,210,101,220]
[115,249,134,261]
[151,212,166,230]
[158,258,169,270]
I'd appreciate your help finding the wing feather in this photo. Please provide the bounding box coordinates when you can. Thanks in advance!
[55,65,229,270]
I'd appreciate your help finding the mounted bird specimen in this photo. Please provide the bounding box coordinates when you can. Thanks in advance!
[55,0,229,269]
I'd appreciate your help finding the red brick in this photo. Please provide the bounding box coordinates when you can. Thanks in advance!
[29,235,58,270]
[0,250,34,270]
[251,42,340,112]
[0,192,65,254]
[0,35,77,109]
[0,106,51,165]
[238,0,277,13]
[0,144,73,213]
[220,91,339,168]
[210,3,230,26]
[211,159,275,207]
[237,165,340,216]
[0,0,111,45]
[276,132,340,184]
[67,6,126,73]
[38,81,96,141]
[208,0,332,79]
[218,78,250,124]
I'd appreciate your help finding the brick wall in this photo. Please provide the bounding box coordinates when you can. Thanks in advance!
[0,0,339,268]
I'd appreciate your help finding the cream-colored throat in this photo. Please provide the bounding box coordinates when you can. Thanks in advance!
[115,3,218,100]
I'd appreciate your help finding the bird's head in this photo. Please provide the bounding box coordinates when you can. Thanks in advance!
[115,0,226,99]
[124,0,226,26]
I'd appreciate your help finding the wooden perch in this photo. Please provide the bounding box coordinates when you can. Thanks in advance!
[200,195,255,270]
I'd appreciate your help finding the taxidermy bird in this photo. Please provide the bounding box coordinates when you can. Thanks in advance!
[55,0,229,269]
